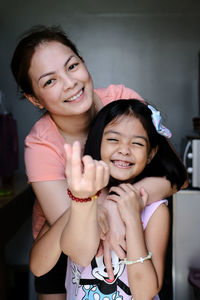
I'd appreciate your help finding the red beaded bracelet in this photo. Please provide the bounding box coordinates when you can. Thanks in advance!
[67,188,101,203]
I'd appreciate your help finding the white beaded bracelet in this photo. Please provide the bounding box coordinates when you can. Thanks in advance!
[119,252,152,265]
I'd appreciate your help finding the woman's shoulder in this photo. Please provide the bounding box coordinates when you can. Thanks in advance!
[25,113,62,145]
[94,84,143,105]
[26,113,53,138]
[24,113,66,182]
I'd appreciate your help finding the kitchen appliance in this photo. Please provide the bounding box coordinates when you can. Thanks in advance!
[183,138,200,188]
[183,51,200,188]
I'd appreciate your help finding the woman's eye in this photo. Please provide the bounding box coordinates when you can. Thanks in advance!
[44,79,54,87]
[68,63,78,71]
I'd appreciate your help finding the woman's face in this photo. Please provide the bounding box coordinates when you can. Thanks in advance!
[101,115,155,182]
[27,41,94,117]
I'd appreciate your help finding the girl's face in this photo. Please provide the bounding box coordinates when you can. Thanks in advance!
[101,114,156,182]
[26,41,94,117]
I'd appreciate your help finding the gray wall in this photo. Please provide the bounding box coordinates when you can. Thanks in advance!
[1,0,200,173]
[173,190,200,300]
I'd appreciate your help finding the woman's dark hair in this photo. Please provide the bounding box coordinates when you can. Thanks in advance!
[11,24,81,97]
[84,99,187,190]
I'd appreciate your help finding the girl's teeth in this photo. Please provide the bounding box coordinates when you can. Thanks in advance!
[113,160,131,167]
[68,90,83,101]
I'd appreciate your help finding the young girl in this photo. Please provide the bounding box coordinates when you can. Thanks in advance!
[30,99,187,299]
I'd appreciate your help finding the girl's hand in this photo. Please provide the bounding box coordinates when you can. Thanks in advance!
[64,141,110,198]
[107,184,148,224]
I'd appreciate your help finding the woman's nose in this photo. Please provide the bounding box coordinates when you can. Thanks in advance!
[63,74,77,90]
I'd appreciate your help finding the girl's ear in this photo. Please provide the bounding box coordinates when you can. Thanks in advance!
[24,93,44,110]
[147,146,158,164]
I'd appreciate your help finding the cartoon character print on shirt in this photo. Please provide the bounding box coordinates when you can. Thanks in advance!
[71,251,133,299]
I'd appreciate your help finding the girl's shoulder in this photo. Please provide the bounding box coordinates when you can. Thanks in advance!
[141,199,168,230]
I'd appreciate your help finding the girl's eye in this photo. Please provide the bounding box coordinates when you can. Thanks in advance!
[132,142,144,146]
[44,79,55,87]
[68,63,79,71]
[107,138,118,142]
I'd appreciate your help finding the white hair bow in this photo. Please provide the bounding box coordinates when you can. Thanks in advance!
[148,105,172,138]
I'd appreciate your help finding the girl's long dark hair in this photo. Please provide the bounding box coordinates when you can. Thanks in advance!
[84,99,187,190]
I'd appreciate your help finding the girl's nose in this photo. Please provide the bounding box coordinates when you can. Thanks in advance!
[118,145,131,156]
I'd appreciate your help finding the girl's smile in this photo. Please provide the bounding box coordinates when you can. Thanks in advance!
[111,160,134,168]
[101,115,152,181]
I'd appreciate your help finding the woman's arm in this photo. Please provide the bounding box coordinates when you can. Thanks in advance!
[133,176,174,204]
[30,209,70,276]
[133,171,188,205]
[31,179,70,226]
[30,197,106,275]
[108,184,170,299]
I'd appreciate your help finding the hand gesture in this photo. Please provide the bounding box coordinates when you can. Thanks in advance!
[64,141,110,198]
[107,183,148,224]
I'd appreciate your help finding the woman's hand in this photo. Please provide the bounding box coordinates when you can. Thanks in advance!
[102,199,127,258]
[97,198,126,281]
[64,141,110,198]
[96,239,114,280]
[97,204,109,240]
[107,183,148,224]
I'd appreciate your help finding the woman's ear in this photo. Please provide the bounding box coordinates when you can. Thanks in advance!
[80,56,85,63]
[147,146,158,164]
[24,93,44,109]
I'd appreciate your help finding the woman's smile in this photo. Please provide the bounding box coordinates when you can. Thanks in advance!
[64,88,84,102]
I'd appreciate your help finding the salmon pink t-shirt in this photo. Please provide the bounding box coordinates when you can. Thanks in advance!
[24,85,143,238]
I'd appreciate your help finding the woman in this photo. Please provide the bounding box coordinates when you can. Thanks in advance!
[11,25,185,300]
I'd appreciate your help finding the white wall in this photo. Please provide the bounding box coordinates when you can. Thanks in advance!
[0,0,200,173]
